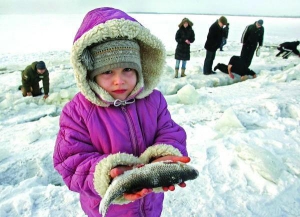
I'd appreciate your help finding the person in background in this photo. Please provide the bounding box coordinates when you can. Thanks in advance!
[203,16,227,75]
[20,61,49,99]
[276,41,300,59]
[214,55,257,81]
[220,23,229,51]
[53,7,189,217]
[240,19,264,67]
[174,17,195,78]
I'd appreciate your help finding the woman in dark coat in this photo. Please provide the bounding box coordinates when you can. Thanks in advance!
[175,18,195,78]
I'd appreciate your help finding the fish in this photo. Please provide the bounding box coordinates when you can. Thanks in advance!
[99,161,199,216]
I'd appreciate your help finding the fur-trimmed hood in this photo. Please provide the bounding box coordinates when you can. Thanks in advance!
[178,17,193,28]
[71,7,166,107]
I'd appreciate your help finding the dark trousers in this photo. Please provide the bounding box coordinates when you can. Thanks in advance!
[21,82,42,97]
[240,44,256,68]
[216,63,255,76]
[203,50,216,74]
[276,47,297,58]
[217,63,228,73]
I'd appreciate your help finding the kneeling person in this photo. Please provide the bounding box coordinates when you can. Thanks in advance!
[20,61,49,99]
[214,55,257,81]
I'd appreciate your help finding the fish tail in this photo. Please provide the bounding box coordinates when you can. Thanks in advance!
[99,178,127,216]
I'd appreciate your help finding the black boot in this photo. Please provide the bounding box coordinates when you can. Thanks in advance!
[214,64,219,71]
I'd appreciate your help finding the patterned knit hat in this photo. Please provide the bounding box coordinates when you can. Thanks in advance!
[82,39,142,80]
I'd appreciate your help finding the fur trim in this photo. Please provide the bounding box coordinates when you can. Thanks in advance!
[139,144,183,193]
[178,18,194,28]
[94,153,142,204]
[139,144,182,164]
[71,18,166,107]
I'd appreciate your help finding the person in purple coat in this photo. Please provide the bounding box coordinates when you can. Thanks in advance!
[53,7,189,217]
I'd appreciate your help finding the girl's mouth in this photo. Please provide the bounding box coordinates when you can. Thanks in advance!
[113,89,126,94]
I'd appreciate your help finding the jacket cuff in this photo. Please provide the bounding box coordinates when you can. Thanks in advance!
[94,153,142,204]
[139,144,182,164]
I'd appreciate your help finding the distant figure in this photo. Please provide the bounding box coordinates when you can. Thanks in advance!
[20,61,49,99]
[214,55,257,81]
[174,17,195,78]
[240,19,264,67]
[203,16,227,75]
[220,23,229,51]
[276,41,300,59]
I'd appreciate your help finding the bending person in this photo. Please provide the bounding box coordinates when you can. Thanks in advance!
[276,41,300,59]
[214,56,257,81]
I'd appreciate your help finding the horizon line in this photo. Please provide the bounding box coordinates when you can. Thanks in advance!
[128,12,300,18]
[0,12,299,18]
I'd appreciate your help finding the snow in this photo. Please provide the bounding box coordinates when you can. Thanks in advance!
[1,13,300,217]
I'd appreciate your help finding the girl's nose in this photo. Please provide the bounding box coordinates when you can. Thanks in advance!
[113,74,125,84]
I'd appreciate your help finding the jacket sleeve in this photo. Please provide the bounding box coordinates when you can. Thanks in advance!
[53,98,141,201]
[189,29,195,43]
[224,27,229,38]
[139,91,187,164]
[42,71,50,95]
[258,28,264,46]
[53,101,104,198]
[175,29,183,43]
[241,25,249,44]
[21,67,32,92]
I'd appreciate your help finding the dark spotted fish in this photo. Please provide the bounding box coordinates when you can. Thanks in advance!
[99,161,199,216]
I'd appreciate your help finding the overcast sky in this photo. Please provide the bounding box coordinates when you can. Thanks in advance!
[0,0,300,17]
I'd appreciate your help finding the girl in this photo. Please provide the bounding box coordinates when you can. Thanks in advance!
[174,18,195,78]
[53,7,189,217]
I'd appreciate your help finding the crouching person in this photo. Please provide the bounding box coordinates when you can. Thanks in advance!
[214,55,257,81]
[20,61,49,99]
[276,41,300,59]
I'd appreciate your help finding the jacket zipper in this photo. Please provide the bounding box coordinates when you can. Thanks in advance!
[139,198,146,217]
[121,106,145,216]
[121,106,139,156]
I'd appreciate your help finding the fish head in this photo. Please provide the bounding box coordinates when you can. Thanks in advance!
[179,163,199,181]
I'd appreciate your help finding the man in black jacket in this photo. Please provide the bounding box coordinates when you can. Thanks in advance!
[214,56,257,81]
[240,19,264,67]
[276,41,300,59]
[203,16,227,75]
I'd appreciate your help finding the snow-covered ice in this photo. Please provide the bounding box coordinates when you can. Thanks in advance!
[1,13,300,217]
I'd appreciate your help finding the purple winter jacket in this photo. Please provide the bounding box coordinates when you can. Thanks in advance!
[53,7,187,217]
[54,90,187,216]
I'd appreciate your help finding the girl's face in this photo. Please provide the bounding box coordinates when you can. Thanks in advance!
[183,22,189,28]
[95,67,137,100]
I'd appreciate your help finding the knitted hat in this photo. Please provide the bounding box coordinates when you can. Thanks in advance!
[83,39,142,80]
[257,19,264,26]
[219,16,227,25]
[36,61,46,69]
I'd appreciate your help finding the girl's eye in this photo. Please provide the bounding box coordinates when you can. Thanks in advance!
[102,70,112,74]
[124,68,133,72]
